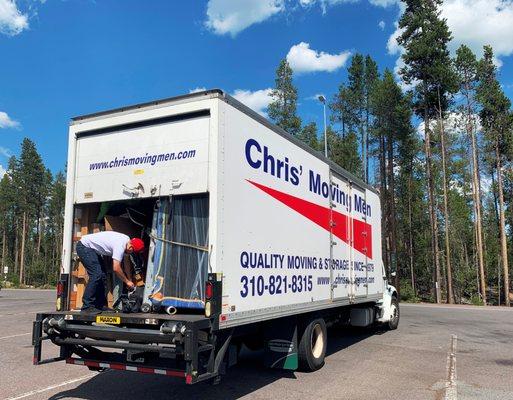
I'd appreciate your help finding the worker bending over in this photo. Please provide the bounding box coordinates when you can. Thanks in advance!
[76,231,145,314]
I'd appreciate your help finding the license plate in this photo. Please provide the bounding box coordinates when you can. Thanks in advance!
[96,315,121,325]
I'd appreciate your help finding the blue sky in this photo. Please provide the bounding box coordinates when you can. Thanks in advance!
[1,0,513,176]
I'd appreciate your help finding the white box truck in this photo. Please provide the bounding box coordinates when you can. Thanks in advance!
[33,89,399,384]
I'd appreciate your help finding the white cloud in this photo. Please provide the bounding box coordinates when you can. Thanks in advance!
[0,111,20,129]
[189,87,207,94]
[387,22,403,55]
[441,0,513,60]
[0,164,6,177]
[0,146,11,157]
[0,0,29,36]
[203,0,403,37]
[287,42,351,74]
[378,20,385,30]
[388,0,513,79]
[369,0,399,7]
[205,0,284,37]
[232,88,272,116]
[299,0,358,14]
[300,0,399,13]
[416,112,481,142]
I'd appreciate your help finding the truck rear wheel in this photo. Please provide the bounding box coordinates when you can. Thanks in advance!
[298,318,327,372]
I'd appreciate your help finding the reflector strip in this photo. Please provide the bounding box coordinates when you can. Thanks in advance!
[66,358,186,379]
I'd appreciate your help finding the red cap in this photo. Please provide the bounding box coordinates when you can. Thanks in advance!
[130,238,145,253]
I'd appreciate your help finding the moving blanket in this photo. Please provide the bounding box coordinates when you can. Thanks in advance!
[148,195,209,310]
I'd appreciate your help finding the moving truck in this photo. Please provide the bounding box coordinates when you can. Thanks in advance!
[33,89,399,384]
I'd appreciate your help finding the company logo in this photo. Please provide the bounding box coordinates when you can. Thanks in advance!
[247,180,373,259]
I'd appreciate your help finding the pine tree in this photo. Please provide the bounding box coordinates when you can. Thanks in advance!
[322,127,362,176]
[0,173,14,274]
[397,0,458,303]
[476,46,512,306]
[16,138,47,284]
[331,83,358,137]
[364,56,379,183]
[47,171,66,284]
[347,54,366,177]
[297,122,320,151]
[370,69,414,291]
[455,44,487,304]
[268,59,302,136]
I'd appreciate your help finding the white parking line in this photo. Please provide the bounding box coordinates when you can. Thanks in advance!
[0,311,42,317]
[444,334,458,400]
[0,332,30,340]
[5,374,96,400]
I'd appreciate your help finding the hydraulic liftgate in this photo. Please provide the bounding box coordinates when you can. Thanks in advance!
[32,276,229,385]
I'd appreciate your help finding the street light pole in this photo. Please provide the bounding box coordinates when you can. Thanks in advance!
[318,95,327,158]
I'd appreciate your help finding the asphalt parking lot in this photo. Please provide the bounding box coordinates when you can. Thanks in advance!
[1,289,512,400]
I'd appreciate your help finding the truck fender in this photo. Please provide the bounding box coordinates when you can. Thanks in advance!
[376,284,398,323]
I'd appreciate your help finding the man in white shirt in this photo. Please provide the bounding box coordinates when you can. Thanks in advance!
[76,231,145,313]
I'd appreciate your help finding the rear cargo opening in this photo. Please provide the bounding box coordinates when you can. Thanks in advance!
[69,194,209,315]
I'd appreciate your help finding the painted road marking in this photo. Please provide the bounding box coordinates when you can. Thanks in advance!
[0,311,46,317]
[0,301,54,309]
[4,374,97,400]
[0,332,30,340]
[444,334,458,400]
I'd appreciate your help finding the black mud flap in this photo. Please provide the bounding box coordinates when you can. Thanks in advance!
[264,316,298,370]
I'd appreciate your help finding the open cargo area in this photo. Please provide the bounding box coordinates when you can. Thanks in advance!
[70,195,209,313]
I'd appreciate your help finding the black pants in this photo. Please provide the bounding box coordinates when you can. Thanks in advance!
[76,241,107,310]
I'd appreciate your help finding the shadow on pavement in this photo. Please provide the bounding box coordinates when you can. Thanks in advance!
[49,327,387,400]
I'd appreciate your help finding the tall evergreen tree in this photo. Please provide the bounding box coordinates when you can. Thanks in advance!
[326,129,362,176]
[370,69,414,290]
[15,138,47,284]
[331,83,358,137]
[364,56,379,183]
[268,59,302,136]
[397,0,458,303]
[476,45,512,306]
[347,54,366,174]
[455,44,487,304]
[297,122,320,151]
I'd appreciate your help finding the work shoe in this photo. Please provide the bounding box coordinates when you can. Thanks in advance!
[81,307,102,315]
[101,307,116,313]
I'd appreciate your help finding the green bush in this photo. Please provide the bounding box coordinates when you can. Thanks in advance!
[399,281,421,303]
[470,294,484,306]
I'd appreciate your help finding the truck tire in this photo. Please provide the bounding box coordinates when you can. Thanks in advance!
[387,297,400,330]
[298,318,327,372]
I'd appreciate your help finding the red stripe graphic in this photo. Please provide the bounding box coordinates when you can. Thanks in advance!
[247,180,372,259]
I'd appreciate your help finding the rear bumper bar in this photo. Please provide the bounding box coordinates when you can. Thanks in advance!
[33,311,229,385]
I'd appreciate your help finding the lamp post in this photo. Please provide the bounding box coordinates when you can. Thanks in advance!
[318,95,327,158]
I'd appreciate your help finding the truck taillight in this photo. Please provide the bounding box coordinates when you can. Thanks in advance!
[205,282,213,300]
[55,275,68,312]
[57,281,64,297]
[205,273,222,324]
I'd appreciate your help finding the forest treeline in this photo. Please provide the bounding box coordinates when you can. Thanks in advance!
[1,0,512,305]
[267,0,512,306]
[0,139,65,287]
